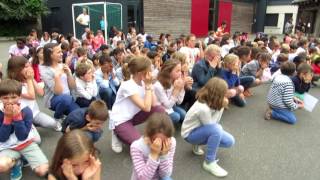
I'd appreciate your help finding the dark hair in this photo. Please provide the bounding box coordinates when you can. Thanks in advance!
[158,60,181,89]
[7,56,28,82]
[113,48,124,56]
[147,51,159,60]
[16,38,26,44]
[144,112,175,138]
[293,53,307,68]
[196,77,227,110]
[220,35,230,46]
[43,43,59,66]
[298,38,308,47]
[221,21,227,25]
[251,47,262,60]
[280,61,296,76]
[60,42,69,51]
[276,53,288,63]
[49,130,98,180]
[297,62,312,75]
[236,46,251,58]
[99,54,112,66]
[99,44,109,51]
[0,79,22,97]
[87,100,109,121]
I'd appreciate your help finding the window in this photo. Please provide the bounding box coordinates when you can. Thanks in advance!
[265,14,278,26]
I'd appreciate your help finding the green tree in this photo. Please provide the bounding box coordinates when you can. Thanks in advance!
[0,0,47,20]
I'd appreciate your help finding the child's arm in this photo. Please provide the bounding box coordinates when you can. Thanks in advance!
[0,113,14,142]
[158,138,176,178]
[63,65,76,90]
[21,71,36,100]
[13,107,33,141]
[282,84,298,111]
[153,83,179,109]
[33,79,44,96]
[130,145,160,180]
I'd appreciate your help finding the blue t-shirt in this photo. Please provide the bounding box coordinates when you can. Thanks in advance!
[221,69,240,88]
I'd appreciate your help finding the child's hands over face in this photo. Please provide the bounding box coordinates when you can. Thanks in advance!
[149,138,162,160]
[260,62,268,69]
[86,121,103,132]
[143,71,153,86]
[61,159,78,180]
[24,67,34,80]
[82,155,101,180]
[184,76,193,88]
[160,138,171,156]
[174,78,184,90]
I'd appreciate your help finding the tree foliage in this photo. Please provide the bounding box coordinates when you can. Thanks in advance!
[0,0,47,20]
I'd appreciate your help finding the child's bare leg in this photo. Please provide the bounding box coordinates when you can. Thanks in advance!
[0,156,16,172]
[34,163,49,177]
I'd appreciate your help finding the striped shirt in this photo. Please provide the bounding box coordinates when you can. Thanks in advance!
[267,74,298,111]
[130,137,176,180]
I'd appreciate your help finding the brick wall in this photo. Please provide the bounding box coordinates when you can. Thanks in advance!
[231,1,254,33]
[143,0,191,38]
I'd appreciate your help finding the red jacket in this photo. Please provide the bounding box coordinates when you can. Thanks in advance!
[312,63,320,75]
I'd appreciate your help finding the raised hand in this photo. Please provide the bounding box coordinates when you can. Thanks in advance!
[150,138,162,160]
[143,71,153,86]
[160,138,172,156]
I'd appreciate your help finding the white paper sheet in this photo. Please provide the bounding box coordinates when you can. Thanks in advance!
[303,93,318,112]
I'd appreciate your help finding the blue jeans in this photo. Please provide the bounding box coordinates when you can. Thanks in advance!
[99,87,116,109]
[271,108,297,124]
[75,97,96,108]
[161,177,173,180]
[169,106,187,123]
[239,76,255,89]
[50,94,79,119]
[185,124,235,163]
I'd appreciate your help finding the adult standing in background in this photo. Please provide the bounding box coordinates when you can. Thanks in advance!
[76,7,90,34]
[285,18,294,34]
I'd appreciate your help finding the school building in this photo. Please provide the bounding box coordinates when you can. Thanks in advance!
[42,0,301,39]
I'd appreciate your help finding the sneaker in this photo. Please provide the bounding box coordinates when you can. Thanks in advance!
[54,121,62,132]
[10,159,22,180]
[192,145,204,156]
[264,107,272,120]
[202,160,228,177]
[21,156,29,168]
[111,131,123,153]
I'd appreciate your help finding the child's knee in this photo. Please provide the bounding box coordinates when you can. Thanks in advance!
[0,157,14,172]
[34,163,49,177]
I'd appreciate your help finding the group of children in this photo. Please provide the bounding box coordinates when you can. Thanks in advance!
[0,26,319,180]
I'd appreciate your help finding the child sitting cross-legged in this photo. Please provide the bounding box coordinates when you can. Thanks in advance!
[221,54,246,107]
[74,63,98,108]
[0,79,48,180]
[62,100,108,142]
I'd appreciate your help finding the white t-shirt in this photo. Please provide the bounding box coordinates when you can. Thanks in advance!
[76,14,90,26]
[8,45,29,57]
[221,44,231,58]
[112,36,122,48]
[109,79,146,128]
[20,83,40,117]
[296,47,306,54]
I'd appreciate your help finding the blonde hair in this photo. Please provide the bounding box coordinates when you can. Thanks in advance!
[205,44,221,55]
[171,52,187,65]
[223,53,239,68]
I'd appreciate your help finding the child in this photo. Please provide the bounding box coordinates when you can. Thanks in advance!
[147,51,161,79]
[48,129,101,180]
[291,63,313,100]
[110,56,163,153]
[91,53,101,71]
[7,56,62,131]
[75,47,94,71]
[241,52,271,84]
[181,77,234,177]
[31,47,44,83]
[0,79,48,179]
[221,54,246,107]
[75,63,98,108]
[154,60,186,123]
[265,61,304,124]
[62,100,108,142]
[130,112,176,180]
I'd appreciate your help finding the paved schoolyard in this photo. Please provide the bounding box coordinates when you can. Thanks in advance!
[0,41,320,180]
